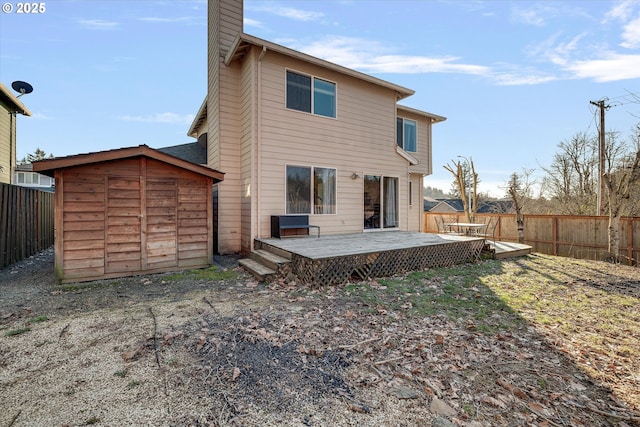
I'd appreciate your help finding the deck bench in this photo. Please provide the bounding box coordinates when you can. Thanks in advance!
[271,215,320,238]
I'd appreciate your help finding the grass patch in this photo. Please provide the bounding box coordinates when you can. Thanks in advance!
[29,315,49,324]
[113,369,128,378]
[165,265,238,282]
[343,260,523,335]
[126,380,141,389]
[4,327,31,337]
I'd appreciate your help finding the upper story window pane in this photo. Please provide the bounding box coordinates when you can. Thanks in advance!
[397,118,417,152]
[286,71,311,113]
[286,70,336,118]
[404,119,417,152]
[313,78,336,118]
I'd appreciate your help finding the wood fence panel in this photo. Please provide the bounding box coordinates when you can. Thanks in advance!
[424,212,640,266]
[0,184,54,269]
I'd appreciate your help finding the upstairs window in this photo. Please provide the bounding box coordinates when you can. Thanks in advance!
[286,70,336,118]
[397,118,417,152]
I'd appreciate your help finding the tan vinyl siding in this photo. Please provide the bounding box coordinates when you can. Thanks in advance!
[0,103,14,184]
[399,109,433,176]
[216,61,242,253]
[239,48,256,252]
[408,174,424,232]
[255,51,410,237]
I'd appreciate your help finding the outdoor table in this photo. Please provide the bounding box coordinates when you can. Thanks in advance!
[445,222,488,236]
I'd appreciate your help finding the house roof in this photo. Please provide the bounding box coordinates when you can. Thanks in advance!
[187,98,207,138]
[0,82,32,116]
[32,144,224,181]
[157,142,207,165]
[227,32,416,99]
[188,32,428,137]
[397,104,446,123]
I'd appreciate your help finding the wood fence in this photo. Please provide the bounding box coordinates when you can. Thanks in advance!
[0,184,54,269]
[424,212,640,266]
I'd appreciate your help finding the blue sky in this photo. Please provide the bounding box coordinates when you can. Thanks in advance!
[1,1,640,197]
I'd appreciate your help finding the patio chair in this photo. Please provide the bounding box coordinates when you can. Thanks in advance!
[477,217,498,242]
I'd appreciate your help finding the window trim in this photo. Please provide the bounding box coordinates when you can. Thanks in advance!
[397,117,417,153]
[285,69,337,119]
[285,164,337,215]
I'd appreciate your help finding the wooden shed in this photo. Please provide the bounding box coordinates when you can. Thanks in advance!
[33,145,224,283]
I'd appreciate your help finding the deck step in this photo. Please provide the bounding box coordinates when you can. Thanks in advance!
[238,258,276,281]
[250,249,290,271]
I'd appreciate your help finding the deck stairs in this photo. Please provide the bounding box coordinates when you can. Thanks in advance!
[238,247,291,282]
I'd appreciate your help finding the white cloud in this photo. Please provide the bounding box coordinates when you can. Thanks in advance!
[490,72,556,86]
[30,112,53,120]
[620,16,640,49]
[247,3,324,21]
[137,16,202,25]
[603,0,636,22]
[77,19,119,30]
[244,17,262,28]
[512,5,548,27]
[564,52,640,81]
[298,36,490,76]
[118,113,194,125]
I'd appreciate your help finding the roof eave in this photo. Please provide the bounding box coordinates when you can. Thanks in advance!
[0,83,32,116]
[397,104,447,123]
[188,98,208,137]
[32,144,224,181]
[226,32,415,99]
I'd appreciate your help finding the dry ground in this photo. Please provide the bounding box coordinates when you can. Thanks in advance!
[0,248,639,427]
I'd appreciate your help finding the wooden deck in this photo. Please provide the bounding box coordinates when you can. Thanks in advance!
[254,232,486,286]
[488,240,532,259]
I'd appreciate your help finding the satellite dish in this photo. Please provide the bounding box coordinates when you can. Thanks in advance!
[11,81,33,98]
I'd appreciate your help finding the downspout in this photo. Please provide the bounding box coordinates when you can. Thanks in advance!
[256,45,267,243]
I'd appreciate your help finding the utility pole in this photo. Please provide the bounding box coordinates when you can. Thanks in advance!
[590,99,609,215]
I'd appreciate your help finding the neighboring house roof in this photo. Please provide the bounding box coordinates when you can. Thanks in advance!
[0,82,31,116]
[15,163,34,171]
[477,200,515,213]
[32,144,224,181]
[423,198,440,211]
[187,32,444,138]
[157,142,207,165]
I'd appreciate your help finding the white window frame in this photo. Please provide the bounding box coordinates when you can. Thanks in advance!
[285,69,337,119]
[285,164,337,215]
[397,117,417,152]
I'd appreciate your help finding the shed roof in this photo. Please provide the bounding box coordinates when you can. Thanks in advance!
[32,144,224,181]
[0,82,32,116]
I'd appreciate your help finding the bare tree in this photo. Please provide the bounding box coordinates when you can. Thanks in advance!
[541,132,598,214]
[603,126,640,262]
[444,157,478,222]
[505,169,536,243]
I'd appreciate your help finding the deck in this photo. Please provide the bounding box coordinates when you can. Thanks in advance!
[254,231,487,286]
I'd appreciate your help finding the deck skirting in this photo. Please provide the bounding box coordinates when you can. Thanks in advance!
[256,236,484,287]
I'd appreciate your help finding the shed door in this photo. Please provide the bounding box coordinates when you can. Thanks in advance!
[105,177,142,274]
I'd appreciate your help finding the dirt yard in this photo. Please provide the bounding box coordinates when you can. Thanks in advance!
[1,249,639,427]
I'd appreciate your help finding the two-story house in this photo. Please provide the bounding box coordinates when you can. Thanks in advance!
[190,0,446,254]
[0,82,32,185]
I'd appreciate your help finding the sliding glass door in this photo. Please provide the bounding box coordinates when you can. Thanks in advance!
[364,175,398,230]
